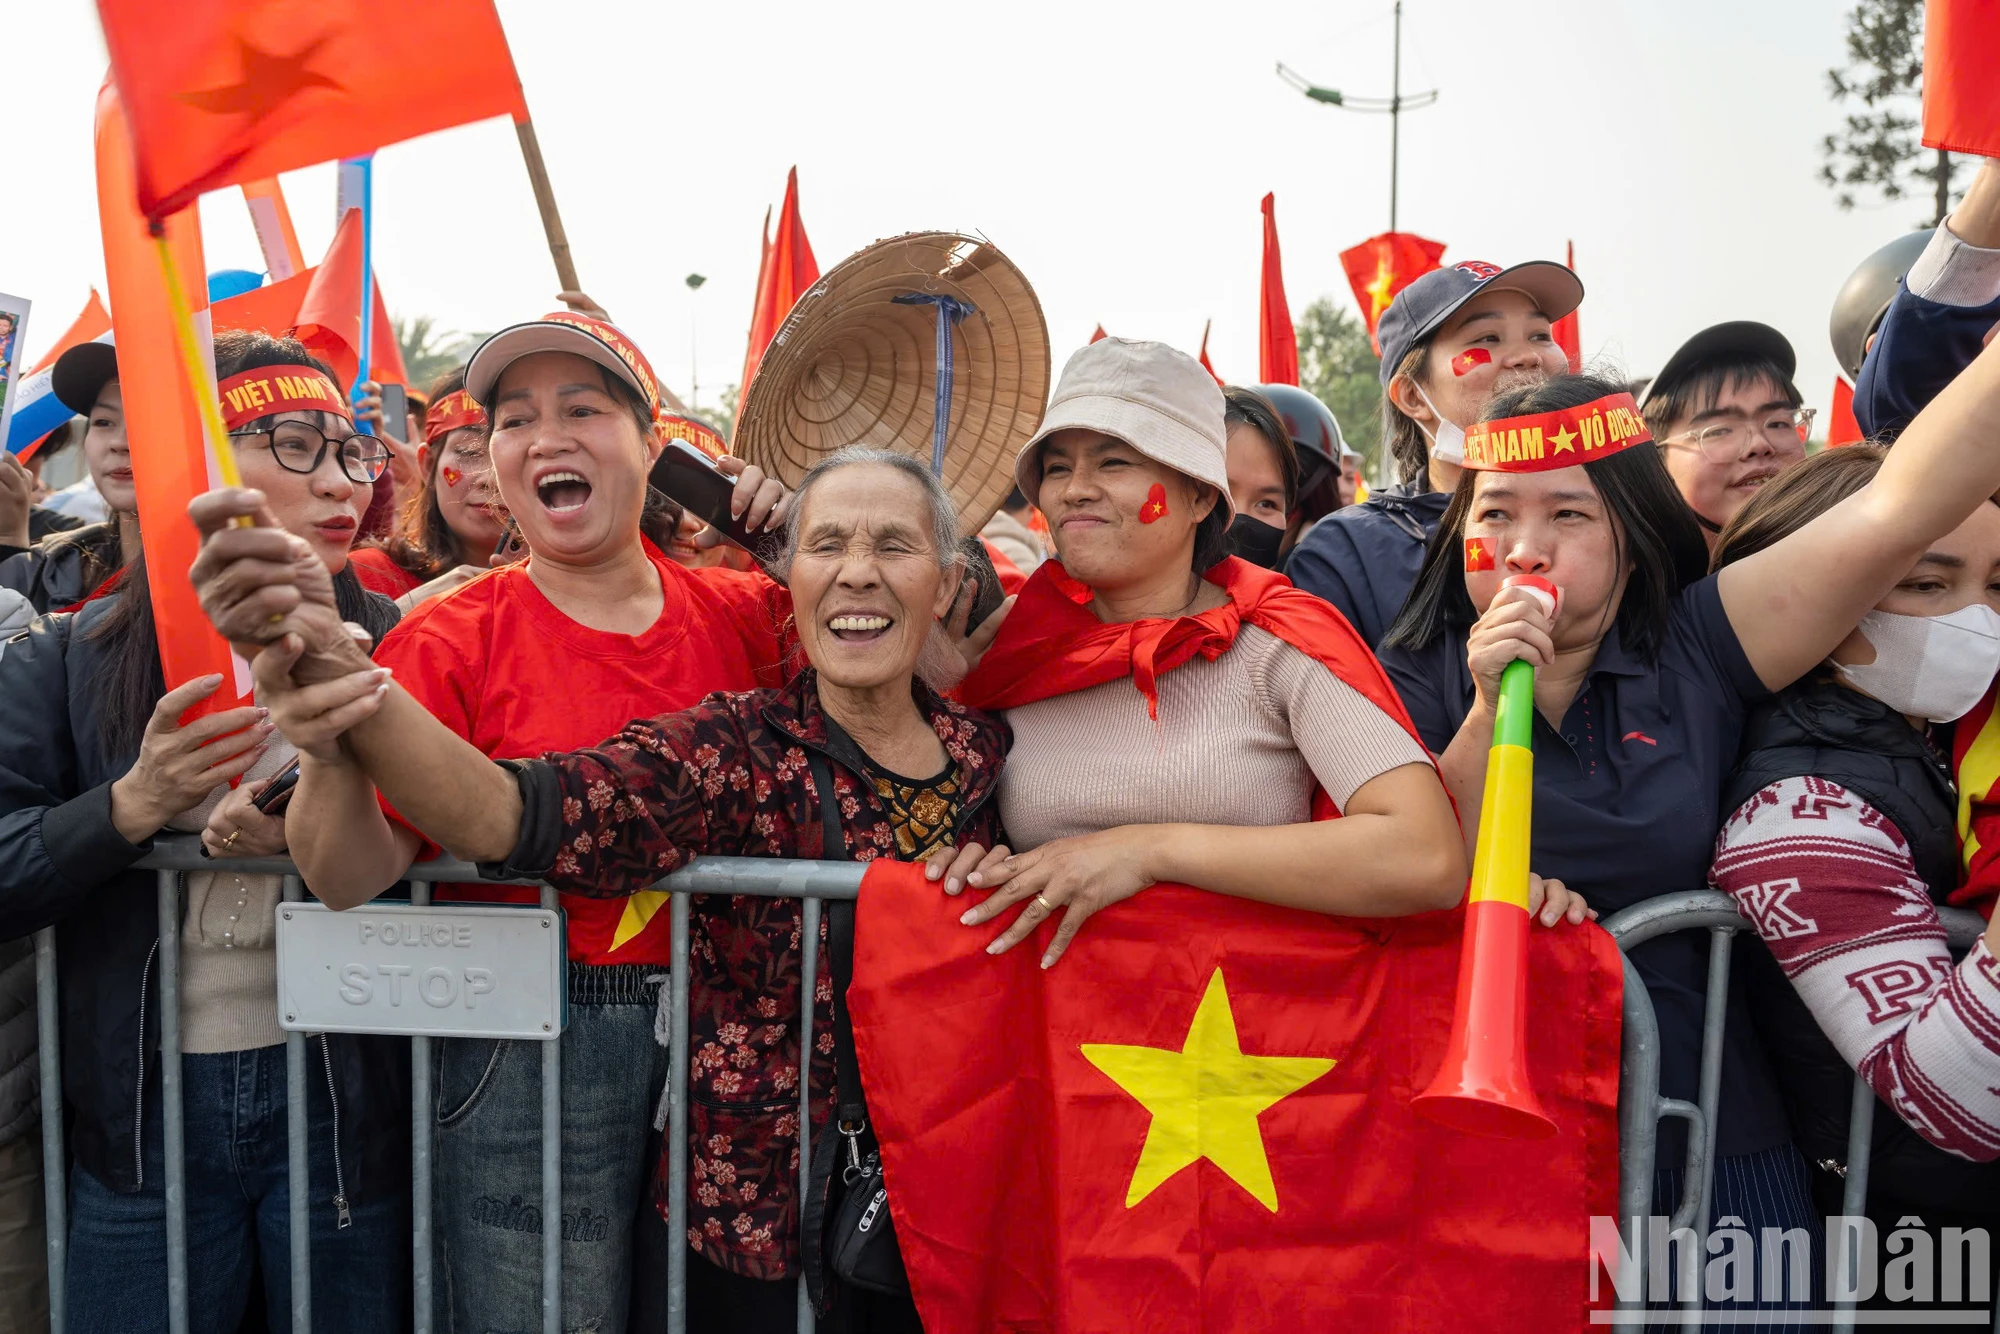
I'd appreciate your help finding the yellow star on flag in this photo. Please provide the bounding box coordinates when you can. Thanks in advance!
[610,890,669,951]
[1549,422,1579,454]
[1081,968,1335,1213]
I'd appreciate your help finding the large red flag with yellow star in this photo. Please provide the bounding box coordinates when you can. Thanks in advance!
[1340,231,1447,352]
[96,0,528,219]
[848,862,1622,1332]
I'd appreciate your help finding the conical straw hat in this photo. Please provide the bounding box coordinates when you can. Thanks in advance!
[735,232,1050,536]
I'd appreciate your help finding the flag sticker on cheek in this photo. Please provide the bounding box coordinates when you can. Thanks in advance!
[1139,484,1169,524]
[1464,536,1496,572]
[1452,347,1493,377]
[441,466,463,489]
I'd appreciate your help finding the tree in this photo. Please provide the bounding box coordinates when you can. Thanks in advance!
[393,314,487,393]
[709,382,740,443]
[1295,298,1383,479]
[1820,0,1958,226]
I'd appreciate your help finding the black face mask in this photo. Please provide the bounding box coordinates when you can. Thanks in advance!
[1225,512,1287,569]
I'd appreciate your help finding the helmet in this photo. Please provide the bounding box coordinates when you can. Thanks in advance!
[1829,230,1932,380]
[1253,383,1346,468]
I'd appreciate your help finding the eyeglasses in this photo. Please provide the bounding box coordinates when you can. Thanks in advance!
[229,423,390,485]
[1663,407,1817,465]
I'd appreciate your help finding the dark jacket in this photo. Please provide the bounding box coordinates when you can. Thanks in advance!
[0,520,121,614]
[0,937,33,1148]
[1281,481,1450,647]
[497,668,1009,1281]
[1723,677,2000,1215]
[1854,279,2000,441]
[0,572,410,1196]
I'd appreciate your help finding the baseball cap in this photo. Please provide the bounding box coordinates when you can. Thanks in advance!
[464,311,665,425]
[1376,260,1584,387]
[1015,337,1232,519]
[51,338,119,415]
[1640,321,1797,409]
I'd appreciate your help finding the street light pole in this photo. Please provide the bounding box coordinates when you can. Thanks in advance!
[1390,0,1402,232]
[1278,3,1437,234]
[685,272,707,413]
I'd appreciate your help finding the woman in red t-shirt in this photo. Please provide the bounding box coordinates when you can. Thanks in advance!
[279,312,793,1334]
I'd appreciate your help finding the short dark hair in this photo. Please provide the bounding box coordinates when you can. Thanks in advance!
[1383,373,1709,662]
[1710,445,1884,571]
[1222,385,1300,511]
[1640,358,1803,442]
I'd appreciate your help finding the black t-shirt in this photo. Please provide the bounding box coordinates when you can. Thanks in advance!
[1378,573,1791,1161]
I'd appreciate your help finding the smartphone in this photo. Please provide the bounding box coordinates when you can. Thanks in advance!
[649,441,761,552]
[492,516,526,562]
[378,383,410,443]
[252,759,302,816]
[953,536,1007,633]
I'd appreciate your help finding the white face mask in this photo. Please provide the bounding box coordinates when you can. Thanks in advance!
[1412,384,1466,464]
[1833,603,2000,723]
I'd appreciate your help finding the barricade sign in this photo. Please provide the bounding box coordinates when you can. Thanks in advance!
[276,902,566,1040]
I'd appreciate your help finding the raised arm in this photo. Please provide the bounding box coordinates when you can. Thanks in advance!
[1721,332,2000,690]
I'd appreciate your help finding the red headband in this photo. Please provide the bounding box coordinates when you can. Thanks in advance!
[425,389,486,443]
[1460,392,1651,473]
[217,365,349,431]
[657,413,728,461]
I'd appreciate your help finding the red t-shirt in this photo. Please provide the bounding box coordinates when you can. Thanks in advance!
[346,546,425,600]
[373,540,791,965]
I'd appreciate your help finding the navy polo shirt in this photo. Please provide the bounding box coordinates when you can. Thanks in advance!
[1377,573,1790,1162]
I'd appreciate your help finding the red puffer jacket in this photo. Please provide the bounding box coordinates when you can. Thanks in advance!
[496,667,1008,1280]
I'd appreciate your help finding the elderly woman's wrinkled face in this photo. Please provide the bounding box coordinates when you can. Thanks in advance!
[1035,429,1217,589]
[790,464,960,692]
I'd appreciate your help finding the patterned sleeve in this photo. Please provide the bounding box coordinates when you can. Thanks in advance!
[1710,775,2000,1161]
[536,699,761,899]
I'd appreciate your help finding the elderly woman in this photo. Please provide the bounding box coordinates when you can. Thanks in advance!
[189,444,1001,1331]
[947,337,1475,970]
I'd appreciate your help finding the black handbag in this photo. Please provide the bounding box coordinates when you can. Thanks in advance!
[800,754,910,1308]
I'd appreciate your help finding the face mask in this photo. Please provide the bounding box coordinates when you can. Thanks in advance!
[1413,384,1466,464]
[1833,603,2000,723]
[1226,513,1286,569]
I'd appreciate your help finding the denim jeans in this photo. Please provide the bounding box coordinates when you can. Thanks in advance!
[65,1044,411,1334]
[434,972,668,1334]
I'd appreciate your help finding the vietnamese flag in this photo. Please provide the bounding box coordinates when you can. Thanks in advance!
[1551,241,1581,372]
[1341,232,1448,351]
[1090,324,1109,344]
[849,864,1622,1332]
[1953,683,2000,918]
[1258,193,1299,385]
[96,0,529,219]
[291,208,408,388]
[93,84,248,712]
[739,168,819,394]
[1924,0,2000,159]
[1826,375,1865,447]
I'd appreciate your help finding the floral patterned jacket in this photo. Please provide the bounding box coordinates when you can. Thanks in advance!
[497,668,1008,1280]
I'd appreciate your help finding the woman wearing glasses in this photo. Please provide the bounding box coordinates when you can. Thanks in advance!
[1639,321,1814,550]
[0,332,412,1330]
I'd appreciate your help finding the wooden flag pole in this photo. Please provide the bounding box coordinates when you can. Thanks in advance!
[153,231,244,493]
[515,118,581,293]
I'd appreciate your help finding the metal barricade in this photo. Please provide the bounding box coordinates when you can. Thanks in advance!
[33,837,862,1334]
[1603,889,1997,1329]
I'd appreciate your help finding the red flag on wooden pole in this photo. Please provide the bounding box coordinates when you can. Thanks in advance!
[1258,193,1299,385]
[93,83,248,711]
[96,0,529,219]
[1339,232,1447,352]
[739,169,818,394]
[1924,0,2000,158]
[1551,240,1581,372]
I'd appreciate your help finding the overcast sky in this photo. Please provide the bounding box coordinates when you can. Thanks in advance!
[7,0,1927,436]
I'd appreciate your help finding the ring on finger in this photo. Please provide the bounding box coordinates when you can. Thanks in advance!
[221,830,241,850]
[1034,893,1055,913]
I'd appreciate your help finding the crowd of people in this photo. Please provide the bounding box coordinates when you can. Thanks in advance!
[7,153,2000,1332]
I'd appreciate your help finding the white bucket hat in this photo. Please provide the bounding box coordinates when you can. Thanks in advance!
[1014,337,1232,520]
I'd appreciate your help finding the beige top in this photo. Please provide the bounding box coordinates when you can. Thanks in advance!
[997,624,1429,850]
[169,741,295,1054]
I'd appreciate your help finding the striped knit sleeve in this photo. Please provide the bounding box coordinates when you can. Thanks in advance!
[1710,775,2000,1161]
